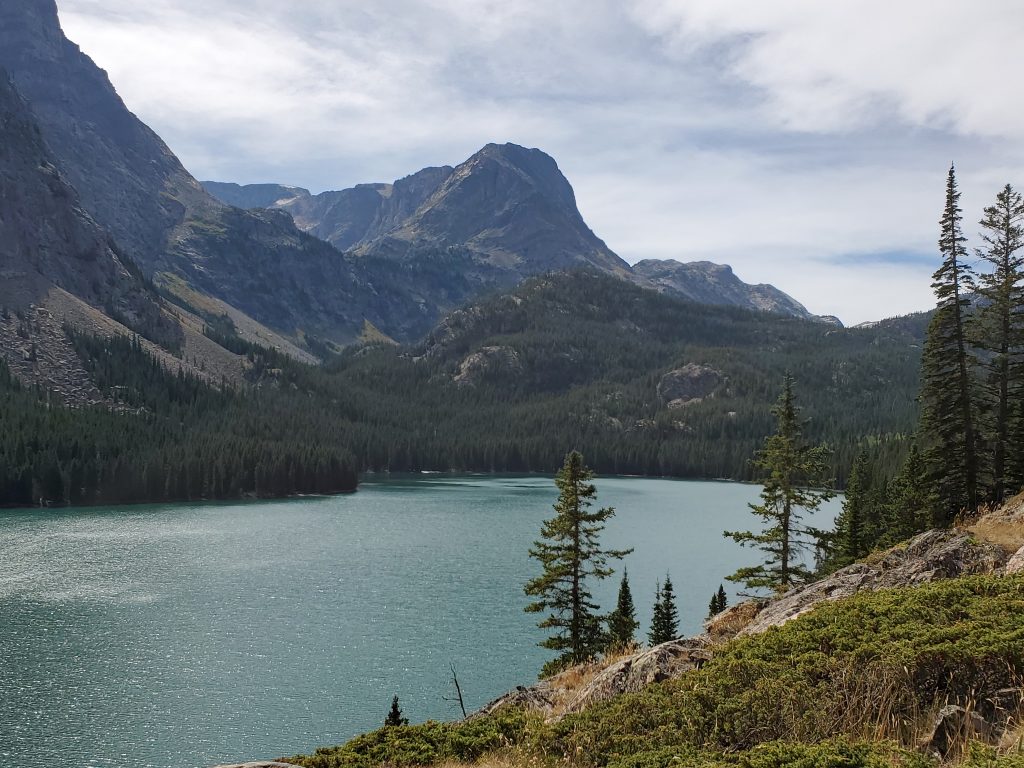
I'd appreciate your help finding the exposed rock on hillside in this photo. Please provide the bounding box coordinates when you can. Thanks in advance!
[657,364,723,408]
[453,346,522,386]
[737,529,1006,638]
[563,636,712,714]
[633,259,820,320]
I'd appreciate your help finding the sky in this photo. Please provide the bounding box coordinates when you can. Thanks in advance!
[56,0,1024,325]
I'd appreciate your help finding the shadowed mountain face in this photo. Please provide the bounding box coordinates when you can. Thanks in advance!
[0,70,170,338]
[0,0,426,344]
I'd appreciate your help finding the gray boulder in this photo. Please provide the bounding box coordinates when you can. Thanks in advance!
[919,705,994,758]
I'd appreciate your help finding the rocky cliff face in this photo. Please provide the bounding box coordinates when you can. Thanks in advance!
[0,0,444,346]
[0,70,168,338]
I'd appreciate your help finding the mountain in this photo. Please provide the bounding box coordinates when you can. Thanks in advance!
[320,270,921,480]
[0,71,156,322]
[5,0,838,358]
[206,144,632,279]
[0,0,449,346]
[204,150,821,323]
[632,259,821,321]
[0,68,194,395]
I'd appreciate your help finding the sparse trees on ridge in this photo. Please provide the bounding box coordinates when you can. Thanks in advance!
[648,575,679,646]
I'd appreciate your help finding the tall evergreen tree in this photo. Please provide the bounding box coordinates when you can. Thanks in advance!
[972,183,1024,503]
[605,569,639,651]
[833,450,870,564]
[920,164,980,524]
[384,695,408,727]
[725,374,834,593]
[525,451,631,675]
[884,443,934,543]
[648,575,679,645]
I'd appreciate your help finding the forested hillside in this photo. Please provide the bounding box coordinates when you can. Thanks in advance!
[0,271,925,507]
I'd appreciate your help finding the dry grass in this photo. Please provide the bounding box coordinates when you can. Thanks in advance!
[705,600,763,642]
[436,749,557,768]
[968,494,1024,554]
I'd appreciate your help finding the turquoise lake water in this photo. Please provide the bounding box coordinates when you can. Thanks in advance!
[0,475,839,768]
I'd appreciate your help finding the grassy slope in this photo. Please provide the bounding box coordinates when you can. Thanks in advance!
[287,574,1024,768]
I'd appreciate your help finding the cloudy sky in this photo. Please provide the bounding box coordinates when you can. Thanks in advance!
[57,0,1024,324]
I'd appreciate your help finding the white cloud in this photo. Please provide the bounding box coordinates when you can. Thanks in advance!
[56,0,1024,324]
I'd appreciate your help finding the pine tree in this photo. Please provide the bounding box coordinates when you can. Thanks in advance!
[648,575,679,645]
[605,569,639,651]
[971,183,1024,504]
[884,443,934,543]
[707,583,728,619]
[525,450,631,675]
[833,450,869,564]
[384,695,408,727]
[920,164,980,525]
[725,374,834,593]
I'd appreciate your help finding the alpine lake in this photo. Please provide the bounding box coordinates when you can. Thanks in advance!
[0,474,840,768]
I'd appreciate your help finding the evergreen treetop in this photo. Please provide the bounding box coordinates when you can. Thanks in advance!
[606,569,639,651]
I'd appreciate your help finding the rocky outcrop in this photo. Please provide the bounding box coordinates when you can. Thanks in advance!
[1006,545,1024,575]
[453,345,522,386]
[563,636,712,714]
[657,364,723,408]
[211,762,296,768]
[738,530,1006,637]
[470,681,555,720]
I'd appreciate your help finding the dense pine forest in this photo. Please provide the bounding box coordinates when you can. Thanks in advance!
[0,269,927,509]
[0,334,358,507]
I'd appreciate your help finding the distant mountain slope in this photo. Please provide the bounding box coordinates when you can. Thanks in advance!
[200,182,310,210]
[324,270,922,479]
[210,143,633,280]
[205,150,821,323]
[632,259,819,321]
